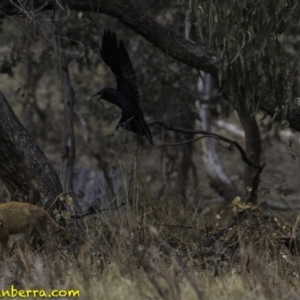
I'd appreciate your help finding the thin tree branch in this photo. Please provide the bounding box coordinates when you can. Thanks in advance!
[160,136,216,147]
[149,121,265,172]
[71,201,127,218]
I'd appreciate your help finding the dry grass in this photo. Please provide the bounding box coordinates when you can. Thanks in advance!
[0,176,299,300]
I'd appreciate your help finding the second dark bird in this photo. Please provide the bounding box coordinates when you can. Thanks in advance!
[94,29,153,145]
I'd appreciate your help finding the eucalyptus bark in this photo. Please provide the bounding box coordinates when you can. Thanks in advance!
[0,92,62,211]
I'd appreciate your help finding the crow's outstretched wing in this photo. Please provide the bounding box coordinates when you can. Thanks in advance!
[100,29,139,105]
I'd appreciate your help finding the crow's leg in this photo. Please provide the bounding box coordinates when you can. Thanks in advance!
[137,119,144,146]
[116,116,134,131]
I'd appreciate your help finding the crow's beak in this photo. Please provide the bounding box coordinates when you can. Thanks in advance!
[93,92,102,102]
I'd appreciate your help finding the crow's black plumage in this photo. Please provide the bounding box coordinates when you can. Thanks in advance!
[94,29,153,145]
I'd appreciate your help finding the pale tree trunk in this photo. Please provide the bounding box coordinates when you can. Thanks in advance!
[176,10,200,204]
[185,9,238,203]
[196,75,238,202]
[0,92,62,213]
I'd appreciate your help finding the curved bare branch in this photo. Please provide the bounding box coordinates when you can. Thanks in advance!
[1,0,220,77]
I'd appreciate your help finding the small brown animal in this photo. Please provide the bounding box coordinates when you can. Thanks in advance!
[0,201,74,251]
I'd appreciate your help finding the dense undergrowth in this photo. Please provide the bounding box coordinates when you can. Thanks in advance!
[1,180,300,300]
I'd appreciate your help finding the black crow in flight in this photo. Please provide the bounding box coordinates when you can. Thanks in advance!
[94,29,153,145]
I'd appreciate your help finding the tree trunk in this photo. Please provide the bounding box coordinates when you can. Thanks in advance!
[196,74,239,203]
[236,98,262,204]
[52,4,83,219]
[0,92,62,212]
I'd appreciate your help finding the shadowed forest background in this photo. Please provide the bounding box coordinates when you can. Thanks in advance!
[1,5,299,209]
[0,0,300,299]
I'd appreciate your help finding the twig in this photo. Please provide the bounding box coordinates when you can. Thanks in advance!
[149,120,265,171]
[133,224,195,231]
[161,135,216,146]
[201,218,238,248]
[71,201,127,218]
[51,190,74,208]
